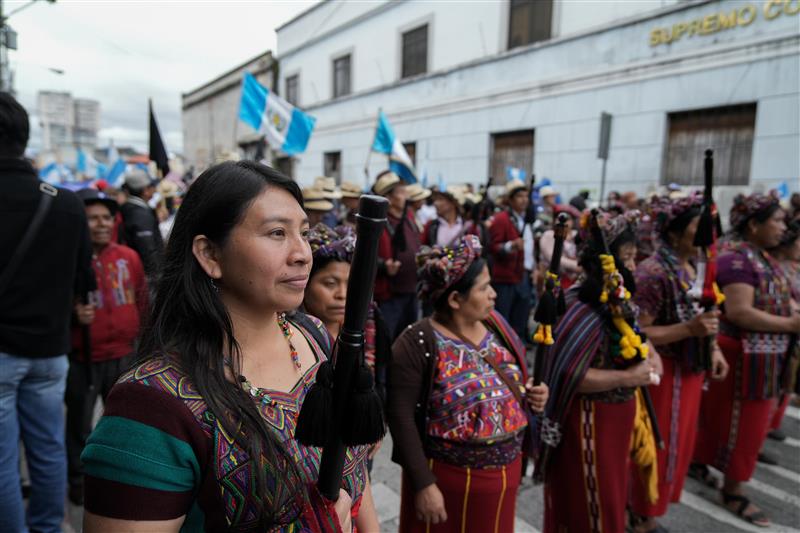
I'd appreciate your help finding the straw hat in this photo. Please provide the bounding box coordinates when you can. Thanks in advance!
[302,188,334,212]
[505,179,528,197]
[406,183,431,202]
[313,176,342,200]
[539,185,558,198]
[372,172,401,196]
[340,181,362,199]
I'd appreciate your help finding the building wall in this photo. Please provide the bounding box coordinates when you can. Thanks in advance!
[181,54,274,171]
[38,91,74,151]
[73,98,100,149]
[277,0,799,208]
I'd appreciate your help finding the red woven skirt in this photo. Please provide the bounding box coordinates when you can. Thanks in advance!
[398,455,521,533]
[544,395,636,533]
[693,335,777,482]
[629,357,704,517]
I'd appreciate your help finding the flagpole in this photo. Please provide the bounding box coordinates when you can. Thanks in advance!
[364,108,381,191]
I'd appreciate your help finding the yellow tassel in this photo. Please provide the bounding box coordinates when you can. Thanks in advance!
[713,282,726,305]
[600,291,608,303]
[533,324,545,344]
[544,325,554,345]
[631,389,659,504]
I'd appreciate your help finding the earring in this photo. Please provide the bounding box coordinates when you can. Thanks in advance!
[209,277,219,293]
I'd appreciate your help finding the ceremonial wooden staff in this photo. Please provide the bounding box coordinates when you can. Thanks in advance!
[295,195,389,501]
[591,210,665,449]
[532,212,569,385]
[691,149,724,372]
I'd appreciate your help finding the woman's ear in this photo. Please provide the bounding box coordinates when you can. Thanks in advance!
[446,290,462,312]
[192,235,222,280]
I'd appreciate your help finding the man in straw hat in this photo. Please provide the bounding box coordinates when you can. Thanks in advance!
[489,179,534,340]
[372,171,421,338]
[339,180,362,226]
[312,176,341,228]
[422,187,465,248]
[406,183,431,232]
[302,187,335,228]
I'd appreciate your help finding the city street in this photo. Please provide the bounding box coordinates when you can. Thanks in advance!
[66,402,800,532]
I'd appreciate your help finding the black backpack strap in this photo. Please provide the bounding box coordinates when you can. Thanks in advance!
[0,182,57,297]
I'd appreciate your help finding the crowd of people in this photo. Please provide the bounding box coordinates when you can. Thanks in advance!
[2,89,799,533]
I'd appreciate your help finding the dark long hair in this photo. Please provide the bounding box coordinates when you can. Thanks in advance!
[138,160,305,527]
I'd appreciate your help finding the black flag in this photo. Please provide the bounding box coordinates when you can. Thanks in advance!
[148,99,170,177]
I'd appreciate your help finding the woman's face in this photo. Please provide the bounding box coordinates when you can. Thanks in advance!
[616,242,638,272]
[452,265,496,322]
[304,261,350,327]
[750,208,786,249]
[216,187,312,313]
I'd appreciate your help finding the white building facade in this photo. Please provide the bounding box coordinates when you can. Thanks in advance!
[182,52,276,172]
[276,0,800,205]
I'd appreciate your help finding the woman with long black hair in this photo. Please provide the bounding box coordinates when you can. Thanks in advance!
[81,161,371,532]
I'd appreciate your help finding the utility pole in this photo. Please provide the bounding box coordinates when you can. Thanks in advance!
[0,0,57,93]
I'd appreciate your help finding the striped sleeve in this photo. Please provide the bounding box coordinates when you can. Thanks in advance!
[81,382,205,520]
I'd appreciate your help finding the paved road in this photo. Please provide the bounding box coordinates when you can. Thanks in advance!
[65,404,800,532]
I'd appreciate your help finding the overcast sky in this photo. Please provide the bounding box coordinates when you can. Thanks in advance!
[6,0,316,154]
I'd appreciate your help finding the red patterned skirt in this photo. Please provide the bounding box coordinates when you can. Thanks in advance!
[693,335,777,482]
[630,357,705,517]
[399,455,522,533]
[544,395,636,533]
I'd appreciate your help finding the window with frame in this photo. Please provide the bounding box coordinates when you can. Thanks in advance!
[402,142,416,166]
[324,151,341,183]
[285,75,299,106]
[663,104,756,186]
[276,156,294,180]
[333,55,351,98]
[508,0,553,50]
[489,130,534,185]
[401,24,428,79]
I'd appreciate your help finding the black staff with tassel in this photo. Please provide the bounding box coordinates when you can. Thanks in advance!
[295,195,389,501]
[691,149,724,373]
[532,212,569,385]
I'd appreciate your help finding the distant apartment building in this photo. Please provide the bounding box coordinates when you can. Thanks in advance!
[181,52,277,172]
[37,91,100,152]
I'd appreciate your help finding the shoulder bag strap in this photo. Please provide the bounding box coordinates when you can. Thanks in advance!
[0,182,57,297]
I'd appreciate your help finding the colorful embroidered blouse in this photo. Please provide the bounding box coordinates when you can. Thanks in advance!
[426,329,527,452]
[635,245,703,371]
[717,243,794,399]
[81,320,369,532]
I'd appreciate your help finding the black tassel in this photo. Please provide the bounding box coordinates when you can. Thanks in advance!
[295,360,334,447]
[534,290,556,325]
[556,286,566,317]
[342,364,386,445]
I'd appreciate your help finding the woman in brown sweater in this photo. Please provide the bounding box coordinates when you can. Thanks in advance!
[387,235,548,533]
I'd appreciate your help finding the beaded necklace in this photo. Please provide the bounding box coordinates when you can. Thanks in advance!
[229,313,307,408]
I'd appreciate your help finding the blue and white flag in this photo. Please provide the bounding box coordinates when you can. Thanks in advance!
[239,72,316,156]
[105,144,127,186]
[776,181,790,200]
[39,162,74,184]
[506,166,527,182]
[371,110,417,184]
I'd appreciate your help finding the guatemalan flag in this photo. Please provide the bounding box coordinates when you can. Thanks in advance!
[238,72,316,155]
[104,144,127,186]
[371,110,417,183]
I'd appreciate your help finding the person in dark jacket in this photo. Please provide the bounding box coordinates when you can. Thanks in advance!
[0,91,95,533]
[65,188,149,505]
[119,169,163,282]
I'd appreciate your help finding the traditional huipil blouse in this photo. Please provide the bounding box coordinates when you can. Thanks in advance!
[717,242,794,400]
[424,329,528,467]
[635,245,703,370]
[81,318,369,532]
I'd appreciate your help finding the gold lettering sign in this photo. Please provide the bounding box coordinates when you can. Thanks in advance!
[649,1,798,47]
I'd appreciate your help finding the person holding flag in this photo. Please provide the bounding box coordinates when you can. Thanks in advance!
[373,171,421,338]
